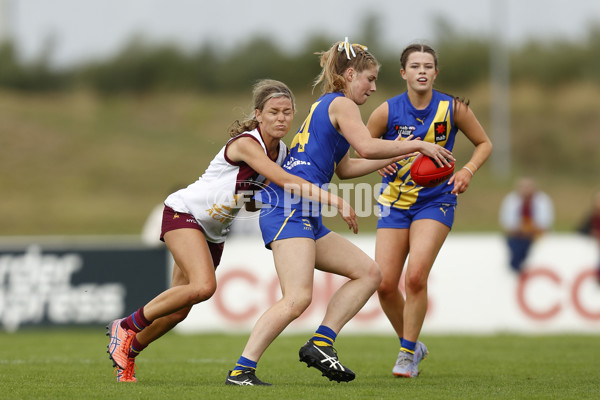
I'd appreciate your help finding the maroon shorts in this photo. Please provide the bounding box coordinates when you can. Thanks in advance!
[160,206,225,268]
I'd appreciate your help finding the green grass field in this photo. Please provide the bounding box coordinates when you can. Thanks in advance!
[0,330,598,399]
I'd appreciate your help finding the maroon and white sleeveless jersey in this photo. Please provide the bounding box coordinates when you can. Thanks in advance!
[164,129,287,243]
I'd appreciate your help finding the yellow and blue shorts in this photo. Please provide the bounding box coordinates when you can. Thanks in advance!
[259,205,331,249]
[377,201,456,229]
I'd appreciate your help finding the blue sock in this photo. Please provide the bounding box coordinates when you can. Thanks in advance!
[311,325,337,346]
[233,356,257,372]
[400,338,417,355]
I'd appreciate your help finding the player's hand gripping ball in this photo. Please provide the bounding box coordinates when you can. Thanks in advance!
[410,153,455,187]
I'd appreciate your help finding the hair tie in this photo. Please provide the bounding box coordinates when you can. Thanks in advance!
[462,166,474,176]
[337,37,368,60]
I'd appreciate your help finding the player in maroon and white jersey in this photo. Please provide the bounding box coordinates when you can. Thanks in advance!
[164,127,288,243]
[105,79,357,382]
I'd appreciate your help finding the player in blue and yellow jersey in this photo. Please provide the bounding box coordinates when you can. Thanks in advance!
[226,38,453,386]
[104,80,355,384]
[367,43,493,378]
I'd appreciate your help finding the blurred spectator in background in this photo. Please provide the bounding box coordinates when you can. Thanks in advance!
[499,177,554,274]
[577,191,600,284]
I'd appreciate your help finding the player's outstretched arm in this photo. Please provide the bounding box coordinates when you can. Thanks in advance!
[333,97,454,166]
[229,137,358,233]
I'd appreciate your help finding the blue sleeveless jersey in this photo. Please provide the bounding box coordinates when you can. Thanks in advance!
[257,92,350,208]
[378,90,458,209]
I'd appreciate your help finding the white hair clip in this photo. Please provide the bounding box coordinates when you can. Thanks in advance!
[337,36,368,60]
[338,37,354,60]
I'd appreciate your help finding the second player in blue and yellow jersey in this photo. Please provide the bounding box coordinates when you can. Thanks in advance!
[378,90,458,211]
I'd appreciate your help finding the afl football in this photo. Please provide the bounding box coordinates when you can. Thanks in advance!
[410,153,455,187]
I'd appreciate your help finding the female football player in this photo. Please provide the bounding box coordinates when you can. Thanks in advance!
[106,79,359,382]
[367,43,492,378]
[226,38,452,386]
